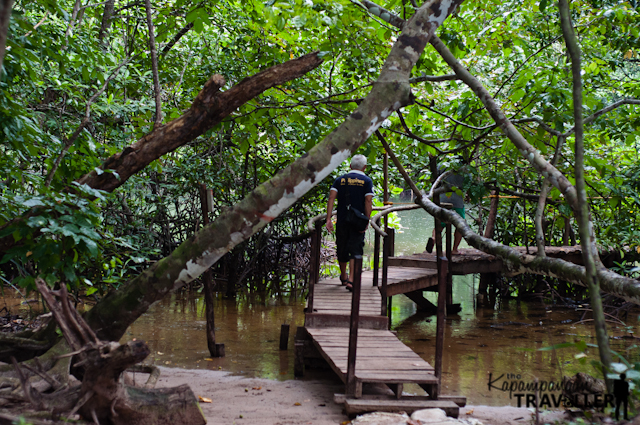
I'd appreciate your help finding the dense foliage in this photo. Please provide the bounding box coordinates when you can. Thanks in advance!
[0,0,638,298]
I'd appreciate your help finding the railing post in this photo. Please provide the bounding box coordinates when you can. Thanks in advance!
[346,256,363,398]
[445,222,453,306]
[314,220,322,280]
[434,253,447,400]
[433,191,445,399]
[199,183,224,357]
[381,232,389,317]
[307,221,322,313]
[373,219,381,287]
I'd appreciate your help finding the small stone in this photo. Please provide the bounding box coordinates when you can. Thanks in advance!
[411,408,447,422]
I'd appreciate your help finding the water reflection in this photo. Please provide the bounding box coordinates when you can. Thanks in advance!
[125,294,306,381]
[390,274,640,405]
[4,209,638,406]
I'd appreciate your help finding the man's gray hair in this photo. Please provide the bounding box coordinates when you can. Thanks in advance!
[350,154,367,170]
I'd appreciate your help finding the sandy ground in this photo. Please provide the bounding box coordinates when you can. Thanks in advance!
[155,367,568,425]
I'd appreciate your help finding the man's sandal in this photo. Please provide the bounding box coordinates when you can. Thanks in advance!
[340,276,349,286]
[345,282,353,292]
[426,237,434,253]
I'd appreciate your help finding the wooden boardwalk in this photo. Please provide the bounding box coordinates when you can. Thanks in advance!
[297,267,462,416]
[389,246,585,275]
[305,268,438,328]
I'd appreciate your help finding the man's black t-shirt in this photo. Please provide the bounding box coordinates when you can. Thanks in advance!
[331,170,374,223]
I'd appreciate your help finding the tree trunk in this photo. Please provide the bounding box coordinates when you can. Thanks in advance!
[0,0,12,73]
[558,0,612,383]
[483,189,499,239]
[97,0,114,43]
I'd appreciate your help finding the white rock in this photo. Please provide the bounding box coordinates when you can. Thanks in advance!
[351,412,409,425]
[411,408,484,424]
[411,408,448,422]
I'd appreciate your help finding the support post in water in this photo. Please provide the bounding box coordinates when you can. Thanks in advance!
[346,256,363,398]
[279,323,290,351]
[199,183,224,357]
[431,157,445,398]
[434,252,447,399]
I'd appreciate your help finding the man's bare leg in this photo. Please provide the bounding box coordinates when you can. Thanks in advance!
[428,228,463,254]
[339,261,348,282]
[452,230,463,255]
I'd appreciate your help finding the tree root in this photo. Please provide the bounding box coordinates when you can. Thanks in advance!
[126,364,161,388]
[0,278,207,425]
[0,315,58,363]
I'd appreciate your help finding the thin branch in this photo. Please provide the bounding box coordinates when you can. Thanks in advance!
[19,362,62,390]
[350,0,405,29]
[65,0,83,41]
[409,73,458,83]
[144,0,162,128]
[370,204,420,236]
[559,0,612,378]
[512,116,563,137]
[415,99,493,131]
[494,36,561,98]
[44,56,133,187]
[160,21,193,57]
[564,98,640,137]
[11,357,43,410]
[375,130,422,197]
[535,135,565,257]
[24,11,49,37]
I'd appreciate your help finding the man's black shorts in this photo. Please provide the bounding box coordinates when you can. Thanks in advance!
[336,222,365,263]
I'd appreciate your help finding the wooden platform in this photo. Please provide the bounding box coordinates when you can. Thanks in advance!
[307,268,438,328]
[388,246,585,275]
[306,327,439,398]
[300,269,465,417]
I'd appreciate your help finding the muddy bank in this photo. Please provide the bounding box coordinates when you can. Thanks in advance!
[155,367,567,425]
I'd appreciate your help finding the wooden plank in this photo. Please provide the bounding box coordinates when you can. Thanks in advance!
[354,373,438,383]
[343,399,459,417]
[304,314,388,330]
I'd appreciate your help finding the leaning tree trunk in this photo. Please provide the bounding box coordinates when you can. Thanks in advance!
[83,0,464,342]
[558,0,612,383]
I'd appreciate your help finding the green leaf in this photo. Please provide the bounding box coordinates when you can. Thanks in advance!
[82,237,99,257]
[23,198,45,207]
[539,0,547,12]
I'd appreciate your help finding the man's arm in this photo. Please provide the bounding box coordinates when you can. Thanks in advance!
[326,189,337,232]
[364,194,373,218]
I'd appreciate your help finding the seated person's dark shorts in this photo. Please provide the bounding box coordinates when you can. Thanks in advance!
[336,222,365,263]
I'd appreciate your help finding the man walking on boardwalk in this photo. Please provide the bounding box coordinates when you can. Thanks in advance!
[325,155,374,291]
[426,169,465,255]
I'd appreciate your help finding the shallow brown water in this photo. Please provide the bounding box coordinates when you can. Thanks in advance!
[4,212,639,406]
[121,277,640,406]
[3,277,639,406]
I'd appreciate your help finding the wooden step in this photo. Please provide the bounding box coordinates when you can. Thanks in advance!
[343,398,460,417]
[304,313,388,330]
